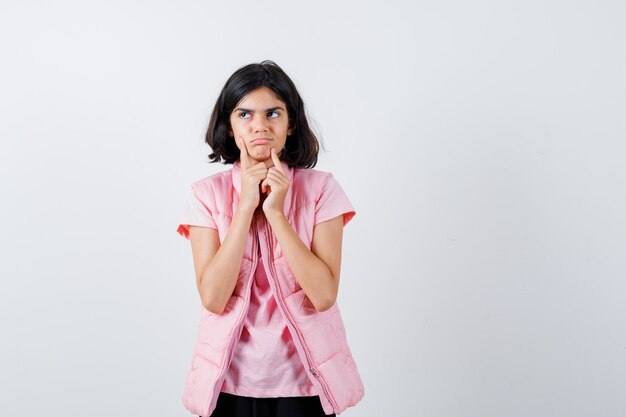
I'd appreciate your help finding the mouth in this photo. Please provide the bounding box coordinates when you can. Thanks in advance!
[251,137,272,145]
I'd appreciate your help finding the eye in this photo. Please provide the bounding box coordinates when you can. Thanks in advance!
[267,111,279,118]
[238,112,250,119]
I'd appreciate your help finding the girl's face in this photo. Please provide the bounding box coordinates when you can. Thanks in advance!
[229,86,293,166]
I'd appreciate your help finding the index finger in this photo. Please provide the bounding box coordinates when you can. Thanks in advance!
[236,136,252,169]
[270,147,286,175]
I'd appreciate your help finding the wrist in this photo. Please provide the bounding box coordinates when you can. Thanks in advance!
[264,209,286,223]
[236,203,257,218]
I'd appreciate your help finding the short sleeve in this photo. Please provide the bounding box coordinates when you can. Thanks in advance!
[176,188,217,240]
[314,174,356,227]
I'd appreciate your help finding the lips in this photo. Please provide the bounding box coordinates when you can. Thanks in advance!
[252,137,271,144]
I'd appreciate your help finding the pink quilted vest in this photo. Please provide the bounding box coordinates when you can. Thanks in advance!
[177,160,365,416]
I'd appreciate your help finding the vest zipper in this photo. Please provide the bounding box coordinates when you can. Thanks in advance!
[257,216,338,413]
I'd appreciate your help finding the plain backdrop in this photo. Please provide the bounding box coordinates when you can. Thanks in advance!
[1,1,625,416]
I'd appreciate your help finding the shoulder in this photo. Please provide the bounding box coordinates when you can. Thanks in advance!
[186,167,235,210]
[189,167,233,193]
[294,167,355,226]
[293,167,335,192]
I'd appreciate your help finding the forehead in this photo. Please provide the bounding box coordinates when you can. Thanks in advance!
[236,86,285,107]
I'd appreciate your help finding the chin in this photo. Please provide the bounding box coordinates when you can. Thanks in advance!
[253,151,270,159]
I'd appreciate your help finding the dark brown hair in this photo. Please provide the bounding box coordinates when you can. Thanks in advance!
[205,60,321,168]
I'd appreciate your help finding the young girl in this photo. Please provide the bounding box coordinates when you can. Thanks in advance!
[176,60,364,417]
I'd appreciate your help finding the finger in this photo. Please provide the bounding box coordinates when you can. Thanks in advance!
[236,137,252,169]
[249,170,264,187]
[251,163,268,180]
[266,169,288,186]
[270,147,286,175]
[261,177,269,193]
[265,174,287,196]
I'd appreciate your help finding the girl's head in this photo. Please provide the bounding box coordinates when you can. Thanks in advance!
[206,60,320,168]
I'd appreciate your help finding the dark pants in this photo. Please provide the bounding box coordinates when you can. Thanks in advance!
[208,392,335,417]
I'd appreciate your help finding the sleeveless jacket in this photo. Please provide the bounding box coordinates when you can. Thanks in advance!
[176,160,365,416]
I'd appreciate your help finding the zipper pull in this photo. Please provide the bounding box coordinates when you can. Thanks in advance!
[310,367,319,377]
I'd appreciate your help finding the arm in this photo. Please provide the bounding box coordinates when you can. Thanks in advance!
[188,205,256,314]
[266,211,345,312]
[188,136,271,314]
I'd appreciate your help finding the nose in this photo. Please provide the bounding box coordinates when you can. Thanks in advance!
[253,114,269,132]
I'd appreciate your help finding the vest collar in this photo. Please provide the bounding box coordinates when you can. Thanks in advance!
[231,159,294,195]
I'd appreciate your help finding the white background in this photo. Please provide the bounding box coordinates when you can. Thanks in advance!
[2,1,625,416]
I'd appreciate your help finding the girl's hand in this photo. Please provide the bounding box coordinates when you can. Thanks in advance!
[261,147,289,219]
[235,136,268,213]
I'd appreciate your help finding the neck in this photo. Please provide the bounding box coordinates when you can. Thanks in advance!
[248,158,276,169]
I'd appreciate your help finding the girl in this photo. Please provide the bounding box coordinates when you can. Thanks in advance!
[177,60,364,417]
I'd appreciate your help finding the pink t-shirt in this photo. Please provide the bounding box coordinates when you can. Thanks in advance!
[220,252,317,397]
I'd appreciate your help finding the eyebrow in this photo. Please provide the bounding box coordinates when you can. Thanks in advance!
[234,106,285,113]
